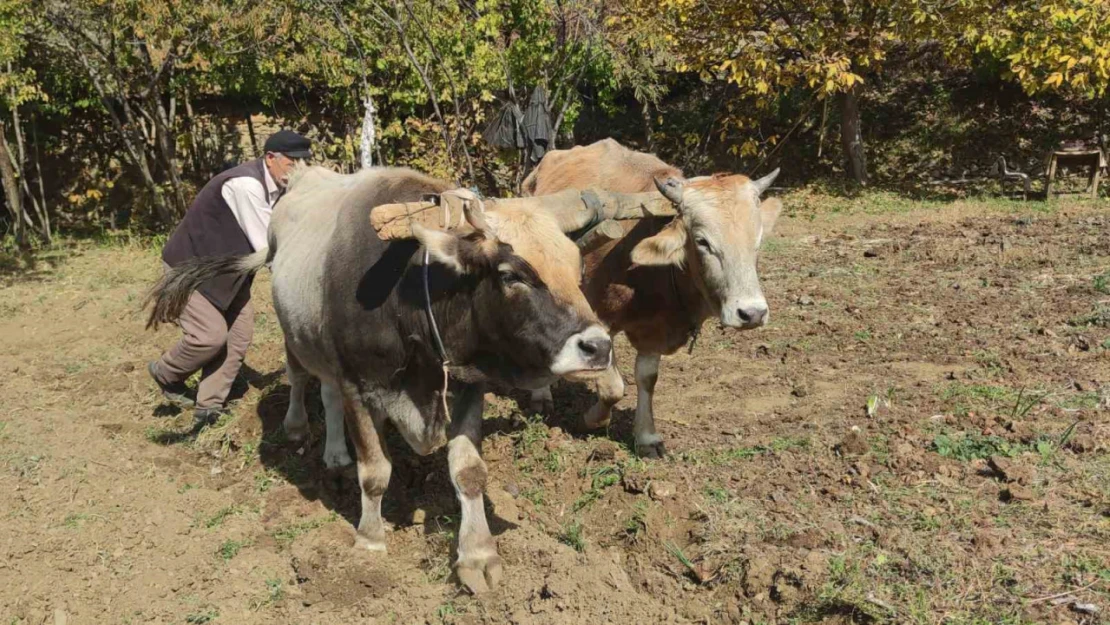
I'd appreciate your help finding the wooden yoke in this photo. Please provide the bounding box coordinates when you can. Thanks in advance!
[370,188,677,241]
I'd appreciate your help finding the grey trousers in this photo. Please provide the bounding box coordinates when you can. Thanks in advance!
[153,280,254,410]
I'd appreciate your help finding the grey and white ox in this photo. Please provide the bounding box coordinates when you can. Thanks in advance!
[522,139,783,457]
[146,165,613,593]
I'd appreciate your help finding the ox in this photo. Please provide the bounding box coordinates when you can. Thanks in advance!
[523,139,782,457]
[146,165,612,593]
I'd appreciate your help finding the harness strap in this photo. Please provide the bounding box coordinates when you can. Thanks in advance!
[423,247,452,421]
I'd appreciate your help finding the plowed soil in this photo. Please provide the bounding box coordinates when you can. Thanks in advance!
[2,196,1108,625]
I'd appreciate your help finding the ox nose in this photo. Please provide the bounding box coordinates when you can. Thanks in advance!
[737,305,768,328]
[578,335,613,367]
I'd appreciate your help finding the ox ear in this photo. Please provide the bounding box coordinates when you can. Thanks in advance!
[631,221,687,267]
[759,198,782,243]
[413,224,470,274]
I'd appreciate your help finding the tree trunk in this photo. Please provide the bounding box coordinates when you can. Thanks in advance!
[246,113,259,156]
[183,87,202,175]
[148,91,187,216]
[31,117,50,242]
[0,122,25,248]
[839,84,868,185]
[360,96,376,169]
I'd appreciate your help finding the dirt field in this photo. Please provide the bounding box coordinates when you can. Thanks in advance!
[2,195,1109,625]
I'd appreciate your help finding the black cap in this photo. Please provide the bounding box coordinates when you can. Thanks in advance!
[264,130,312,159]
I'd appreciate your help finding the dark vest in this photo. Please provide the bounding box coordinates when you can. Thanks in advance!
[162,158,269,311]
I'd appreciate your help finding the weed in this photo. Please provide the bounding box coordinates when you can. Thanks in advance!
[572,465,621,512]
[1069,307,1110,328]
[216,539,249,561]
[203,506,241,529]
[435,602,458,621]
[177,483,196,494]
[271,512,338,547]
[249,577,285,611]
[1093,271,1110,294]
[542,450,563,473]
[254,470,279,494]
[682,437,809,465]
[704,484,730,504]
[624,501,648,540]
[933,432,1019,461]
[63,512,88,529]
[520,486,546,507]
[854,329,872,342]
[663,540,700,579]
[559,519,586,552]
[513,414,549,454]
[184,609,218,624]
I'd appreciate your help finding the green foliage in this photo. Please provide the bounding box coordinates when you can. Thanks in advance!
[933,431,1020,461]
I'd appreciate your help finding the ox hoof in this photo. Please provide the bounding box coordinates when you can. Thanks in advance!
[323,446,353,470]
[529,396,554,416]
[354,534,388,553]
[283,420,309,443]
[456,553,503,594]
[635,440,667,459]
[581,405,611,431]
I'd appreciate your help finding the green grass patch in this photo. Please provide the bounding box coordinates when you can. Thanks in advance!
[1069,306,1110,328]
[1093,271,1110,295]
[203,505,242,529]
[184,609,218,624]
[932,431,1022,461]
[271,512,338,547]
[681,437,810,465]
[558,519,586,552]
[572,465,621,512]
[216,539,250,561]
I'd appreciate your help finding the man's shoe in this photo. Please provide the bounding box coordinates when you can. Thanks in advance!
[192,407,227,430]
[148,361,195,408]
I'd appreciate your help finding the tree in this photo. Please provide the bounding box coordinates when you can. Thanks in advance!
[40,0,278,226]
[931,0,1110,98]
[0,0,50,245]
[622,0,957,183]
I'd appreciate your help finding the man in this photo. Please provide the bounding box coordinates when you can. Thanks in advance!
[148,130,312,426]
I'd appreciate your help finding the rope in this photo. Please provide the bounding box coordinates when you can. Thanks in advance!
[423,187,487,422]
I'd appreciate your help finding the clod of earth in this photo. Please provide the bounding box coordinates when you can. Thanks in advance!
[988,455,1035,485]
[622,473,647,494]
[648,480,676,501]
[1000,485,1036,502]
[837,430,870,455]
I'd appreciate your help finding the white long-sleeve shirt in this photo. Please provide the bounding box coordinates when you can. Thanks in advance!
[222,163,281,252]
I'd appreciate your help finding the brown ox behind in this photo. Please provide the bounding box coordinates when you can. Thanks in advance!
[525,139,783,457]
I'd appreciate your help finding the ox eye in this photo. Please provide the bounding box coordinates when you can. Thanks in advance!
[500,270,525,287]
[695,237,712,252]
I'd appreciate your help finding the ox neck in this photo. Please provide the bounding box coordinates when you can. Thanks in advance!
[669,266,703,353]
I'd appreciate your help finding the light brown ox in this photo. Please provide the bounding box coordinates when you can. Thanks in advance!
[523,139,782,457]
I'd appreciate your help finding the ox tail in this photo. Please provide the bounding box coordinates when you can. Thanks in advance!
[143,248,270,330]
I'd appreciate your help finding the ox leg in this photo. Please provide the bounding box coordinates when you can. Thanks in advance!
[529,386,554,415]
[282,347,310,442]
[344,385,392,552]
[321,380,353,469]
[583,357,625,430]
[633,353,666,458]
[448,383,502,594]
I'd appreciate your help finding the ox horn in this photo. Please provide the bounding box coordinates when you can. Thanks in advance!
[461,196,493,235]
[653,176,686,210]
[752,168,780,195]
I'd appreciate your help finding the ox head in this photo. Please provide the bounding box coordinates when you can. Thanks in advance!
[633,170,782,330]
[411,200,612,387]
